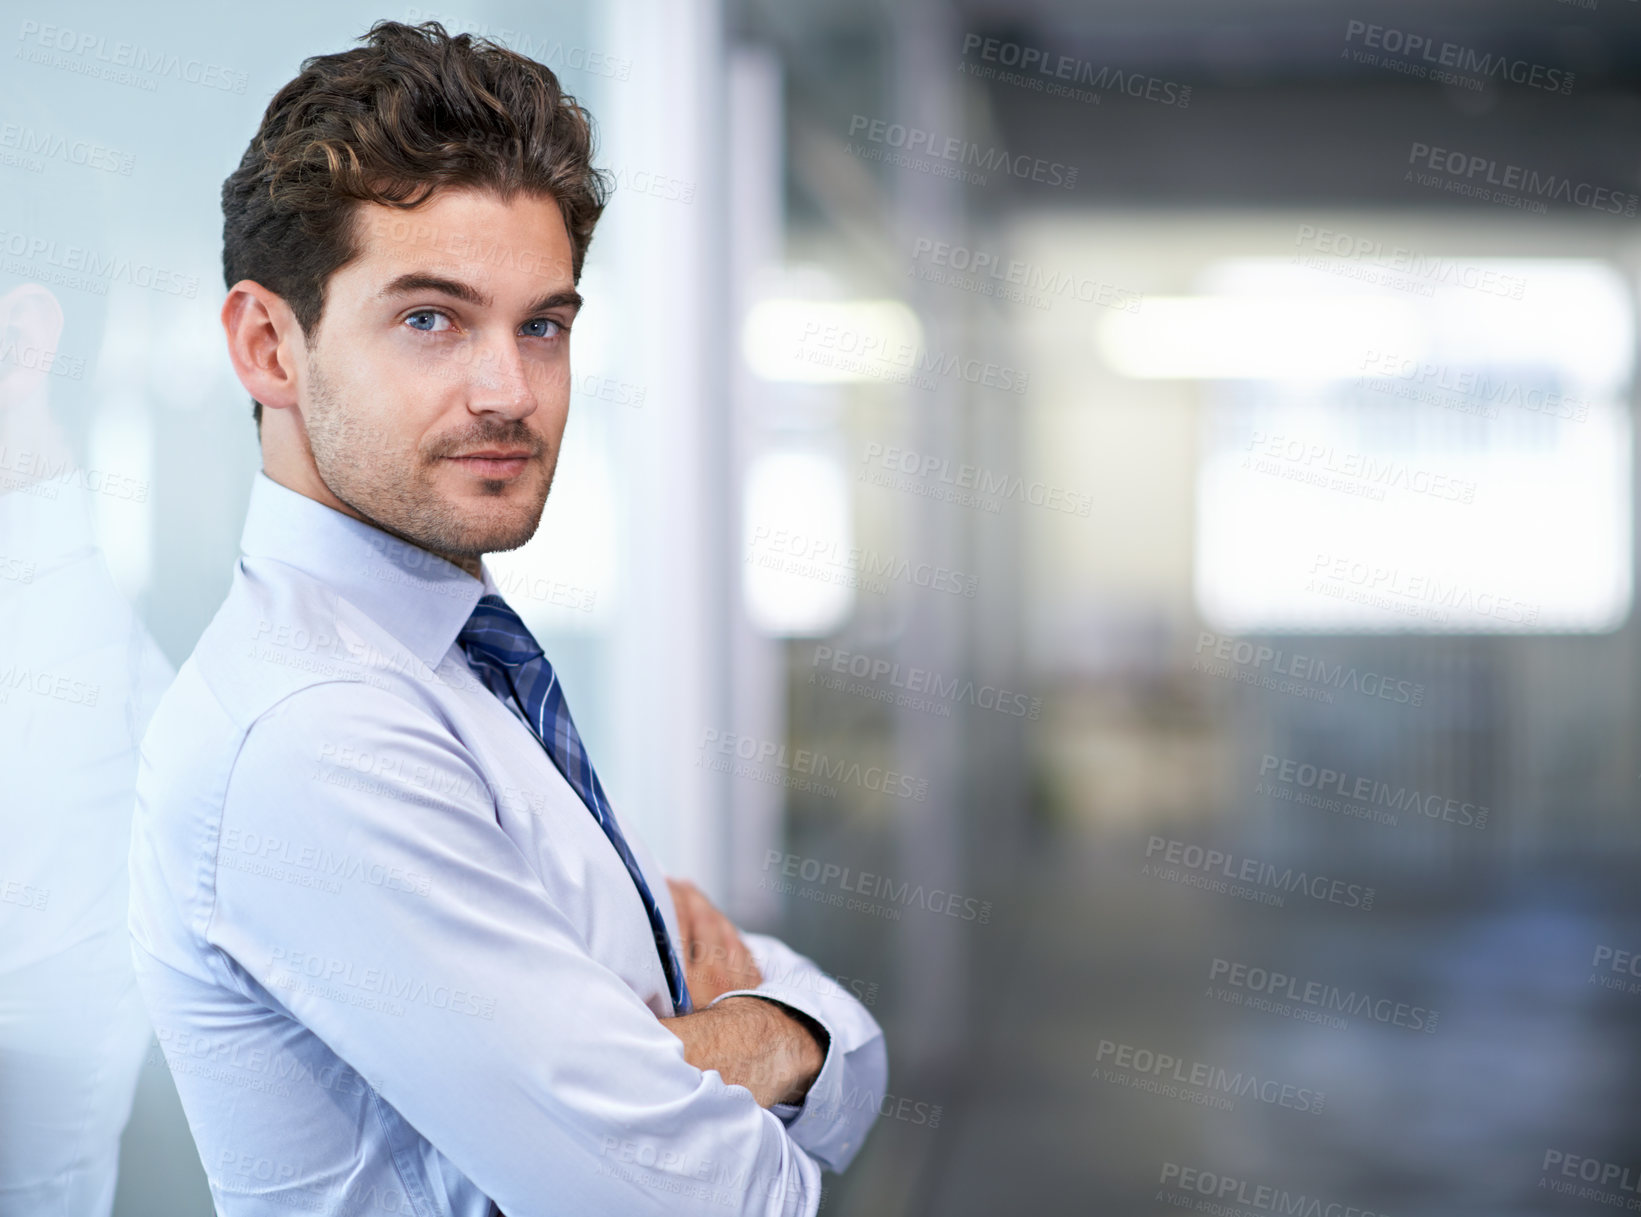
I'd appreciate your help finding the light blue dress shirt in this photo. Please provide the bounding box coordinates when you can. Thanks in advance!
[128,473,887,1217]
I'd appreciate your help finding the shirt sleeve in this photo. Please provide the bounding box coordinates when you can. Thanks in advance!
[707,932,888,1173]
[208,681,825,1217]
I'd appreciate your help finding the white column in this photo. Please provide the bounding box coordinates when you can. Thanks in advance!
[598,0,732,893]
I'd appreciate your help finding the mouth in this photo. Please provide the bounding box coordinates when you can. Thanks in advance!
[444,450,536,480]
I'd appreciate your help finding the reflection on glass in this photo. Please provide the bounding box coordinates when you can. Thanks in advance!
[0,283,172,1215]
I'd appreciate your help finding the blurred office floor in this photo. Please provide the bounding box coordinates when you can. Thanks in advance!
[813,826,1641,1216]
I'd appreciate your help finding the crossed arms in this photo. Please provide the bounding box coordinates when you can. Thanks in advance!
[205,681,886,1216]
[663,877,829,1107]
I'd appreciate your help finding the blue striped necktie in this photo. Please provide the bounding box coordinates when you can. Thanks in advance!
[458,594,692,1015]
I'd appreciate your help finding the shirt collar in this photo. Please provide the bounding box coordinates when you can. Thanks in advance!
[239,471,494,670]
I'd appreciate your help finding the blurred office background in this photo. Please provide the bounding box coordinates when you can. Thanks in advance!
[3,0,1640,1213]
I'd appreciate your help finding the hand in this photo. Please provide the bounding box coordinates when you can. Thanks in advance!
[666,877,763,1006]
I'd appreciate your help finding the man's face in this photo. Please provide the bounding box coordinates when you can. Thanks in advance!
[299,186,581,566]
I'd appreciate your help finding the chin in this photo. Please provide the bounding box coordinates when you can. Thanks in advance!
[450,503,545,557]
[402,469,548,558]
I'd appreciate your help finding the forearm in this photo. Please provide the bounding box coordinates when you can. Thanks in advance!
[713,932,890,1173]
[662,995,827,1108]
[658,881,886,1172]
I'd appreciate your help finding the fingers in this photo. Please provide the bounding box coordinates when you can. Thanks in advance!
[665,877,698,939]
[665,877,763,1003]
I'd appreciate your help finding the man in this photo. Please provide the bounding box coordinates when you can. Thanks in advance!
[128,20,886,1217]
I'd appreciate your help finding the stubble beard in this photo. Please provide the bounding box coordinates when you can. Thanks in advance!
[303,355,554,566]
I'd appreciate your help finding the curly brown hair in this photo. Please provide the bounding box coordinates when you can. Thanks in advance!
[221,19,610,426]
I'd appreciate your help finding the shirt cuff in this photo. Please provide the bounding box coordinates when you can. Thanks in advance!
[706,930,887,1172]
[708,986,845,1137]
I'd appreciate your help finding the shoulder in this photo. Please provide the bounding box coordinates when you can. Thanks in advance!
[231,678,494,827]
[140,554,495,840]
[138,557,365,793]
[178,552,478,730]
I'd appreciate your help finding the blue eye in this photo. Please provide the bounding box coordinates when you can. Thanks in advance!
[405,310,450,333]
[522,317,565,339]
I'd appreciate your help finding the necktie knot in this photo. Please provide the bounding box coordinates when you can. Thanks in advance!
[459,594,545,668]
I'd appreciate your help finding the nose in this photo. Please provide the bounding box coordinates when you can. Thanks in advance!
[464,332,540,420]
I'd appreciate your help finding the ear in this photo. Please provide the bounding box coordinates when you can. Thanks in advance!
[0,283,66,405]
[222,280,305,414]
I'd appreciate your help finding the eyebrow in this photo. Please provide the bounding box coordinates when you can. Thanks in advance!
[378,272,583,317]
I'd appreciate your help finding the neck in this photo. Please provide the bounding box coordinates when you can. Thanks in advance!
[259,454,485,582]
[444,552,484,579]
